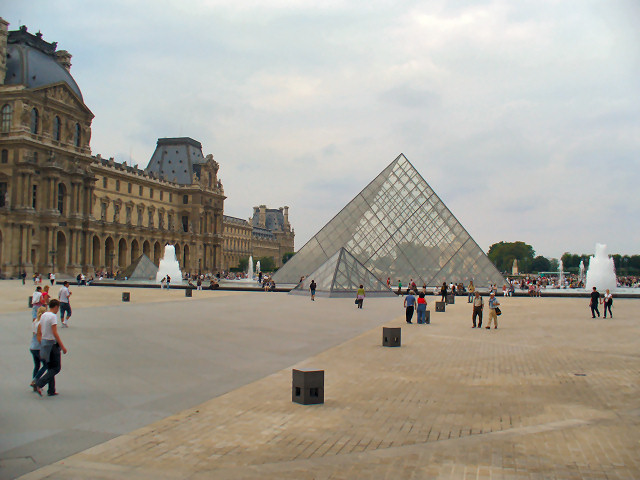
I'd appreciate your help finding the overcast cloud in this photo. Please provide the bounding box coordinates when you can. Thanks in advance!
[6,0,640,257]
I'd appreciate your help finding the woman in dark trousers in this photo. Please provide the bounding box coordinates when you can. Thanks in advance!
[440,282,447,302]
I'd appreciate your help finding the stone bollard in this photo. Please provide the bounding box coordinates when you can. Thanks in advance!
[185,288,193,297]
[292,369,324,405]
[446,294,455,304]
[382,327,401,347]
[435,301,446,312]
[122,292,130,302]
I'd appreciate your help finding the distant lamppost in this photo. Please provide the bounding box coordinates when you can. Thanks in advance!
[107,252,115,276]
[48,249,56,274]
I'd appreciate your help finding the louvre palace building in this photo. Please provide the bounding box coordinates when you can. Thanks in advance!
[0,19,294,277]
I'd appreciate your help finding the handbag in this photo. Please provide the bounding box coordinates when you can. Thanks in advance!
[355,299,358,304]
[495,307,502,316]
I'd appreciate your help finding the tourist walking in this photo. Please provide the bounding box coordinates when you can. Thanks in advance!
[30,306,48,390]
[468,281,475,302]
[440,282,447,302]
[590,287,600,318]
[472,292,484,328]
[31,286,43,320]
[356,285,365,309]
[603,289,613,318]
[49,272,55,286]
[166,275,171,289]
[404,291,415,323]
[416,292,428,324]
[309,280,317,301]
[58,281,72,327]
[41,285,51,306]
[486,292,500,329]
[35,299,68,397]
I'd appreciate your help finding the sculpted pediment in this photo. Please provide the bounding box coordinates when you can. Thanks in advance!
[38,82,94,117]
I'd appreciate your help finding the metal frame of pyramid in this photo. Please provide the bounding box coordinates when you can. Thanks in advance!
[274,154,505,287]
[290,247,396,298]
[115,254,159,281]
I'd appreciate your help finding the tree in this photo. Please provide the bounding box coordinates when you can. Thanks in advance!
[531,255,550,273]
[487,241,535,273]
[237,256,249,272]
[282,252,295,264]
[257,256,276,272]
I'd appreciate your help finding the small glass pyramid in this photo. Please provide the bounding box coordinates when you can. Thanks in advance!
[290,248,396,297]
[275,154,505,287]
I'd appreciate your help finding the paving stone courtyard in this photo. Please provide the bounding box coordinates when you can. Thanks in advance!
[1,281,638,479]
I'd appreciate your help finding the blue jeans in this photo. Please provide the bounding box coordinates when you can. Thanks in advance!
[417,305,427,324]
[30,348,47,381]
[59,302,71,320]
[36,343,61,395]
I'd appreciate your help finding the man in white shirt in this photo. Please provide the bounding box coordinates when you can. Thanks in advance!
[31,286,43,319]
[35,299,68,397]
[58,281,72,327]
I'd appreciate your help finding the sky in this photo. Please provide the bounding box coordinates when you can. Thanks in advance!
[5,0,640,258]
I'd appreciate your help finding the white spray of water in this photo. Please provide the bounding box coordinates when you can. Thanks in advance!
[247,255,254,279]
[558,259,564,287]
[585,243,617,292]
[156,245,183,283]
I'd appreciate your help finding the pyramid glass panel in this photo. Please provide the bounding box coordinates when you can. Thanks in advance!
[289,248,395,298]
[274,154,505,287]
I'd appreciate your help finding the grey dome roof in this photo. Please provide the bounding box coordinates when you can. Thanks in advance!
[5,43,83,100]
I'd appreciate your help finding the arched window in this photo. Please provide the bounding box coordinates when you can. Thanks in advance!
[57,183,65,214]
[74,123,81,147]
[1,104,11,132]
[53,116,61,141]
[1,149,7,164]
[30,108,39,134]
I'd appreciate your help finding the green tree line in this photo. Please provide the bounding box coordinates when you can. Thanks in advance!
[488,241,640,275]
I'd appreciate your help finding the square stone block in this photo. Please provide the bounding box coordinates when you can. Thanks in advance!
[292,369,324,405]
[446,294,455,304]
[435,301,446,312]
[382,327,401,347]
[185,288,193,297]
[122,292,130,302]
[425,310,431,323]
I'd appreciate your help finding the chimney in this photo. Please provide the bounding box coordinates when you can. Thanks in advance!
[55,50,72,71]
[0,18,9,85]
[258,205,266,228]
[283,206,290,228]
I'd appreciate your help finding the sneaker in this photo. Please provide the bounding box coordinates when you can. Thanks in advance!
[35,385,43,397]
[485,327,490,329]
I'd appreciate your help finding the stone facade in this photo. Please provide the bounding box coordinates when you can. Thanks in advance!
[0,21,224,276]
[222,205,295,271]
[251,205,294,269]
[0,20,294,278]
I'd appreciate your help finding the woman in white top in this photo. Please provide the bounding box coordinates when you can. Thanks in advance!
[30,306,47,389]
[603,289,613,318]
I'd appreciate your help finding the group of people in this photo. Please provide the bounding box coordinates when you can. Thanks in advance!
[589,287,614,318]
[29,282,72,397]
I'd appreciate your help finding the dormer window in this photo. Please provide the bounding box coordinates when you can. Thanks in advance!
[30,108,39,134]
[1,104,12,132]
[53,116,61,141]
[74,123,81,147]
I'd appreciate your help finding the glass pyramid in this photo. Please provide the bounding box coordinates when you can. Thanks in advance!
[290,248,396,298]
[274,154,505,287]
[115,254,159,281]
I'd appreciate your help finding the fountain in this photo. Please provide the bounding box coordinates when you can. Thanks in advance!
[585,243,617,292]
[578,260,585,285]
[558,259,564,288]
[156,245,183,283]
[256,260,261,274]
[247,255,254,280]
